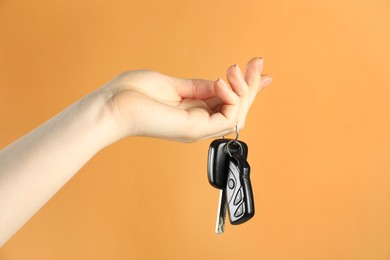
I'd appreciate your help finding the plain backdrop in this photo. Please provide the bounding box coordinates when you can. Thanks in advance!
[1,0,390,259]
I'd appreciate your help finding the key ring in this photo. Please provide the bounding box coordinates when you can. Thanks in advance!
[226,125,242,157]
[221,124,239,140]
[233,124,239,141]
[227,139,243,157]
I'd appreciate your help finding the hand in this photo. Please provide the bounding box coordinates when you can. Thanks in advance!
[100,57,272,142]
[0,58,272,246]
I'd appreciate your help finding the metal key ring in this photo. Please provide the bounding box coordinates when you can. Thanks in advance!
[233,124,239,141]
[221,124,239,140]
[226,139,244,157]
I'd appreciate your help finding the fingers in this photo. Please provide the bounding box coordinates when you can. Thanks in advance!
[226,63,250,130]
[226,64,248,97]
[214,78,240,121]
[171,77,216,100]
[225,57,272,132]
[170,57,272,141]
[245,57,263,88]
[260,75,273,90]
[214,78,238,106]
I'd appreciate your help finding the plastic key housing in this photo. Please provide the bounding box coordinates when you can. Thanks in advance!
[226,152,254,225]
[208,139,248,189]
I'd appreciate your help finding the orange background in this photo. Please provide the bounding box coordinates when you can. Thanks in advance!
[1,0,390,259]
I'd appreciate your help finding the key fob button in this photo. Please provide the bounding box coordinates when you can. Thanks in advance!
[234,187,242,205]
[234,203,244,217]
[228,179,235,189]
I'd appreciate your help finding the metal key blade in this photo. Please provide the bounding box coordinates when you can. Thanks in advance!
[215,189,227,234]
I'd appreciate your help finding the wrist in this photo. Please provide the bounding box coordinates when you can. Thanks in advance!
[79,88,124,149]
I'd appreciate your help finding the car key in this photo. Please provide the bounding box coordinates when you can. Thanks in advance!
[207,138,249,233]
[225,148,255,224]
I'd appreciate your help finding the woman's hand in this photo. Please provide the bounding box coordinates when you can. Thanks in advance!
[0,57,271,246]
[100,57,272,142]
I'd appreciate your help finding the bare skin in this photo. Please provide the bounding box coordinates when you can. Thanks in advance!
[0,57,272,247]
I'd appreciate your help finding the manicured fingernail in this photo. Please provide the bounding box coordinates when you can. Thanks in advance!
[234,64,243,78]
[259,58,264,72]
[217,78,229,89]
[262,77,273,88]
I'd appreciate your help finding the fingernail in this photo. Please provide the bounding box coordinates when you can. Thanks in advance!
[262,77,273,88]
[234,64,243,78]
[258,58,264,72]
[217,78,229,89]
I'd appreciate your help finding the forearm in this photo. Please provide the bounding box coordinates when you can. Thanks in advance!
[0,89,117,247]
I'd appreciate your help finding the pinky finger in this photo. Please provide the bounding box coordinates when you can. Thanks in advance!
[259,75,273,92]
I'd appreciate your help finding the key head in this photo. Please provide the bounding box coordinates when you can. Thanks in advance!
[208,139,248,189]
[225,152,255,225]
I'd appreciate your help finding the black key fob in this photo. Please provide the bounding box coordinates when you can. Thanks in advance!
[208,139,248,189]
[225,152,255,225]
